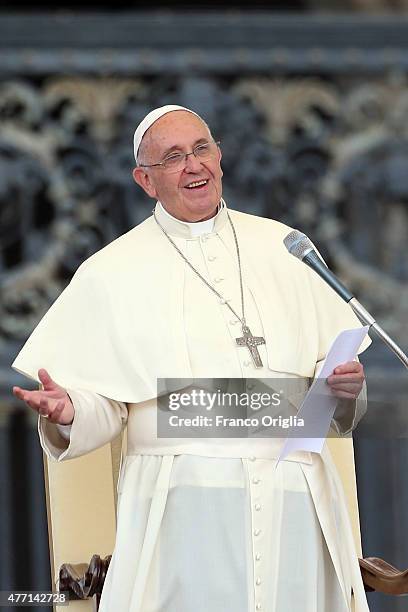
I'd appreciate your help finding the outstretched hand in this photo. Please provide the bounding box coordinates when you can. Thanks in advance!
[12,368,75,425]
[327,361,365,400]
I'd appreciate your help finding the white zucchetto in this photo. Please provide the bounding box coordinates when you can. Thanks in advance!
[133,105,200,164]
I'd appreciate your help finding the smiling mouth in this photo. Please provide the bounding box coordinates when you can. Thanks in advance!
[184,179,209,190]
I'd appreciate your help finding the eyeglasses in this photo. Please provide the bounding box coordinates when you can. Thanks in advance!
[138,140,220,173]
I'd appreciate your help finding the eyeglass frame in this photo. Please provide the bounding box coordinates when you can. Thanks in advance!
[137,140,221,171]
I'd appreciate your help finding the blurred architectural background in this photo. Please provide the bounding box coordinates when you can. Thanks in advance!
[1,2,408,611]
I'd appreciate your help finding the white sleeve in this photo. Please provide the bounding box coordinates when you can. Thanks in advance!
[313,357,367,436]
[55,423,72,440]
[38,388,128,461]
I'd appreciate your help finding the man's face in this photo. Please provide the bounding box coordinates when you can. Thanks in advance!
[133,111,223,222]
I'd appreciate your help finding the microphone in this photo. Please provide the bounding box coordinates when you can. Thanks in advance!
[283,230,353,303]
[284,229,408,369]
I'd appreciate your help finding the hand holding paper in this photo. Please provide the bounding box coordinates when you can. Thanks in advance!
[277,326,369,465]
[327,360,365,399]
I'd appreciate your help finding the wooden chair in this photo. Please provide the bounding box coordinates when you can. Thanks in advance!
[42,435,408,611]
[43,432,124,612]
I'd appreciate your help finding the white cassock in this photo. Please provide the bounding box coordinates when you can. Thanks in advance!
[12,201,371,612]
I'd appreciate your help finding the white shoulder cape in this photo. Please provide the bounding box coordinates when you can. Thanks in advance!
[12,208,371,402]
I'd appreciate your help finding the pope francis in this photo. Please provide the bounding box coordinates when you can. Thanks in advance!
[12,105,371,612]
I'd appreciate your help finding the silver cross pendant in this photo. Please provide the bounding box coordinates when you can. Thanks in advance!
[236,325,266,368]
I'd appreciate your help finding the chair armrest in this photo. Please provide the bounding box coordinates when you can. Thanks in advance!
[59,554,112,608]
[359,557,408,594]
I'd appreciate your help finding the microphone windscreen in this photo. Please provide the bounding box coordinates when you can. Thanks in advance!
[283,230,314,260]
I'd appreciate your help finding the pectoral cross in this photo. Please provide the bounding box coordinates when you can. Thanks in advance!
[236,325,266,368]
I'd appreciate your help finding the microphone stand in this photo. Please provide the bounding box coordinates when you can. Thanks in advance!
[349,298,408,369]
[284,233,408,369]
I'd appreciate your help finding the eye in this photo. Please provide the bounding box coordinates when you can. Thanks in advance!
[163,152,184,164]
[194,143,210,155]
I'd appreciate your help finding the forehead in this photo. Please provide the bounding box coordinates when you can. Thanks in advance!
[144,111,211,154]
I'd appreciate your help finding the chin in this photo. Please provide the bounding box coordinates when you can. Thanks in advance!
[192,204,218,221]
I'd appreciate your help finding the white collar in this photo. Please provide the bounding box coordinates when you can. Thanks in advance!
[156,200,227,238]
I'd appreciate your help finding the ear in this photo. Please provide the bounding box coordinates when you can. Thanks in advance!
[217,145,223,177]
[132,167,158,199]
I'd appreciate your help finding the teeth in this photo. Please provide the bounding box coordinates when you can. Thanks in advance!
[186,180,207,188]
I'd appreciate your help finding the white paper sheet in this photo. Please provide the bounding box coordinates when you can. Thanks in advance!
[276,326,369,465]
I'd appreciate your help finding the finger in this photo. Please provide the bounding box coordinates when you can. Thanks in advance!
[48,400,65,423]
[13,386,27,401]
[329,385,362,396]
[329,379,362,388]
[330,387,361,400]
[39,398,51,417]
[26,397,46,414]
[13,387,37,403]
[328,379,362,390]
[327,373,363,384]
[330,389,357,399]
[333,362,362,375]
[38,368,58,391]
[14,389,49,406]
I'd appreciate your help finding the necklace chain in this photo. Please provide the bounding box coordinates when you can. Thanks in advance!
[153,209,246,328]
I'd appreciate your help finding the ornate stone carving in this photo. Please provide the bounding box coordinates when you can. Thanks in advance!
[236,76,408,347]
[2,73,408,361]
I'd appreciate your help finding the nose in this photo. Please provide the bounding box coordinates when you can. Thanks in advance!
[184,151,203,172]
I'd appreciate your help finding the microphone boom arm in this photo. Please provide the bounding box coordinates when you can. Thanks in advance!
[349,298,408,370]
[284,229,408,370]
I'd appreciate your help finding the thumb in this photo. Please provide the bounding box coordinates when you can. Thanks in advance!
[38,368,58,390]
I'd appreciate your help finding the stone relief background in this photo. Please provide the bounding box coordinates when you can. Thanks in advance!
[2,73,408,358]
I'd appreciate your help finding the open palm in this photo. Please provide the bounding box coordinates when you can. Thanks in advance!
[12,368,74,425]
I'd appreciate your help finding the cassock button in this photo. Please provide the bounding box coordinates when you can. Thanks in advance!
[254,528,261,536]
[255,503,261,511]
[208,255,216,261]
[255,553,261,561]
[249,456,256,462]
[256,604,262,610]
[252,477,260,484]
[256,578,262,586]
[214,277,224,283]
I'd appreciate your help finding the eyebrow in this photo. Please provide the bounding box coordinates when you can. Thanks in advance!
[161,137,209,158]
